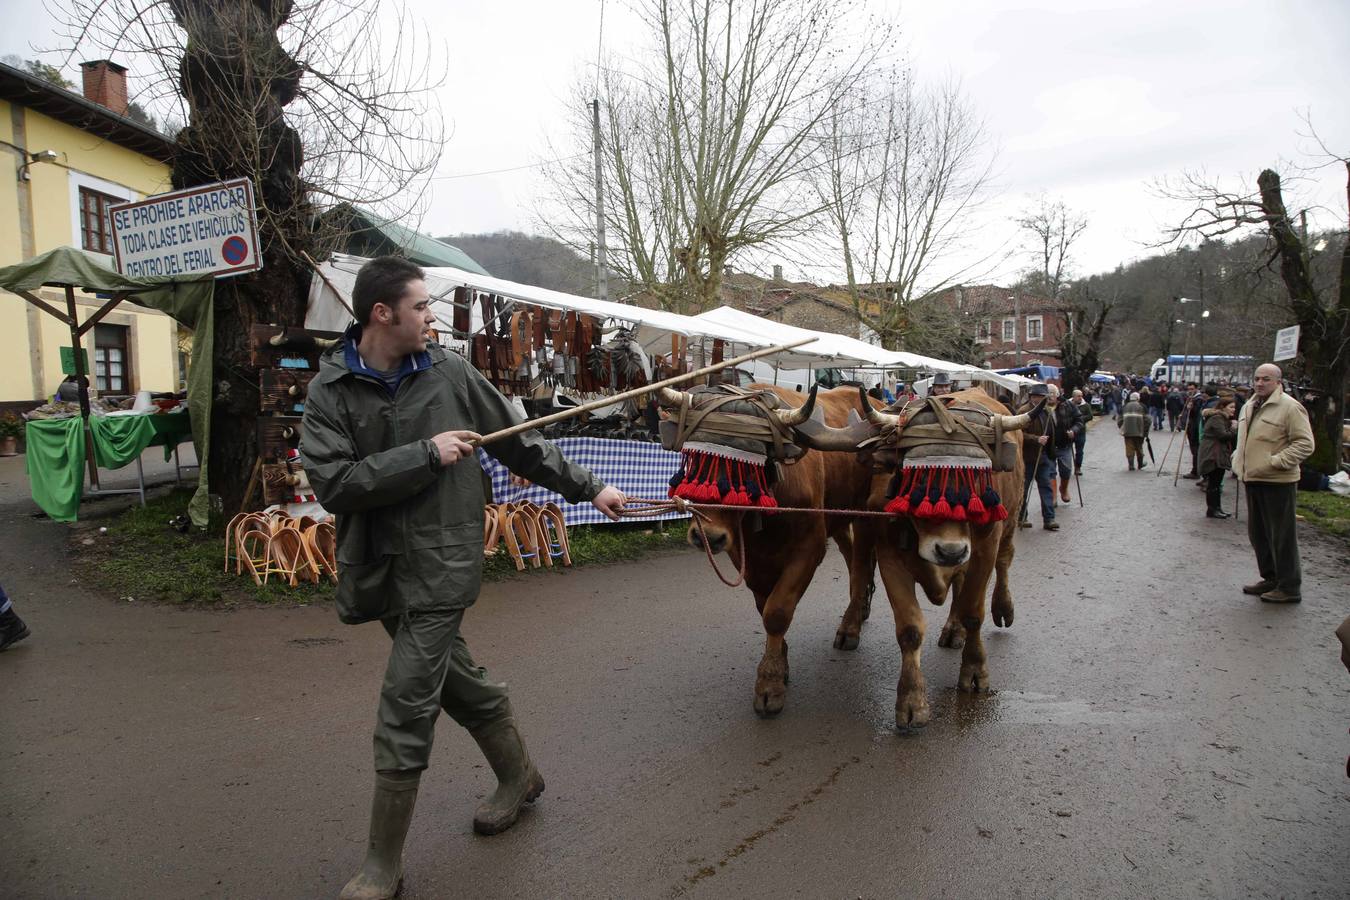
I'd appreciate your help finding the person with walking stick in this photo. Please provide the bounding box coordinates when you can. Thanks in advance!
[1118,391,1150,471]
[1017,383,1059,531]
[300,256,627,900]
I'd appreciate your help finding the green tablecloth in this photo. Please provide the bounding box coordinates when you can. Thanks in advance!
[24,411,193,522]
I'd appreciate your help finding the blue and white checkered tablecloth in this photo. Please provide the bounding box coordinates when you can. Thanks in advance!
[477,437,689,526]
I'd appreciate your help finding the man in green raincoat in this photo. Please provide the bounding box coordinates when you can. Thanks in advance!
[301,256,626,900]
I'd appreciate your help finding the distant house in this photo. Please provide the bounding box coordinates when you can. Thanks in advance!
[325,205,489,274]
[926,284,1066,369]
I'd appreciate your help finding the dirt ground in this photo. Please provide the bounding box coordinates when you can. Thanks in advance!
[2,423,1348,899]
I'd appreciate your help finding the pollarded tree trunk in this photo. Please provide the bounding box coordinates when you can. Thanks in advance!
[1059,302,1111,395]
[1256,167,1349,475]
[169,0,315,514]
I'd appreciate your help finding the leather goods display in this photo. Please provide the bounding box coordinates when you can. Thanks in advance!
[453,287,471,335]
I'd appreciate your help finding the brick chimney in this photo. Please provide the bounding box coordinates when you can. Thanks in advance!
[772,264,783,281]
[79,60,129,115]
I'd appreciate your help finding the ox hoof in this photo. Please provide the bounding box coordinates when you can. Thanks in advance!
[937,622,966,649]
[754,687,786,718]
[895,698,931,730]
[833,630,861,651]
[992,600,1014,629]
[958,664,991,693]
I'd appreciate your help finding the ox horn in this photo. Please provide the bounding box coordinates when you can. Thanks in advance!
[774,383,818,427]
[997,413,1032,431]
[656,386,691,408]
[861,385,901,427]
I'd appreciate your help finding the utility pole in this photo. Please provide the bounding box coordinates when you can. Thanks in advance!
[591,98,609,302]
[1197,267,1205,386]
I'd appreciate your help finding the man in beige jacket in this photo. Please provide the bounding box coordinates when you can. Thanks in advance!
[1231,363,1315,603]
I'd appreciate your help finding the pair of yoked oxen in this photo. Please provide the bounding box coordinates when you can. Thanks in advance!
[655,383,1031,730]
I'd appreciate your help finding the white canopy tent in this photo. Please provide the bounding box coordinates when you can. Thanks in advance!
[694,306,1037,393]
[690,306,891,368]
[308,254,818,360]
[304,255,1035,393]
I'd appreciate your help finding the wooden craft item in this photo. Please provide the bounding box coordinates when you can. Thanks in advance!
[260,368,316,415]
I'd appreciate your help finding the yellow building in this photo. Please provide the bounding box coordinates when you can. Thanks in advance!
[1,59,179,405]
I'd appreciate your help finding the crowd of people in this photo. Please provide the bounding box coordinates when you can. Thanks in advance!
[1014,364,1317,609]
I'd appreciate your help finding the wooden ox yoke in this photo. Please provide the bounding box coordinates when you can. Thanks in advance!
[658,386,808,508]
[864,396,1019,525]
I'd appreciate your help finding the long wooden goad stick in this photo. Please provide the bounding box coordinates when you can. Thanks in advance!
[472,337,819,448]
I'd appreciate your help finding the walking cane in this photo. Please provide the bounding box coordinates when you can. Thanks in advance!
[1156,417,1180,474]
[1074,464,1085,508]
[1171,427,1187,486]
[1017,413,1047,525]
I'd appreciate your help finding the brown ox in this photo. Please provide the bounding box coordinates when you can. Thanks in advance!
[795,387,1028,728]
[657,384,877,717]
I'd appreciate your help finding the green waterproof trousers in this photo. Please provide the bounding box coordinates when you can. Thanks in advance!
[375,607,510,773]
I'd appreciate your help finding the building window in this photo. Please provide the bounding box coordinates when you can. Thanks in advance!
[1002,318,1016,342]
[975,320,991,343]
[79,187,119,254]
[1026,315,1044,341]
[94,324,131,394]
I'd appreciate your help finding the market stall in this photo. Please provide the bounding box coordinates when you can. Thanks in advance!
[0,247,215,525]
[24,409,195,520]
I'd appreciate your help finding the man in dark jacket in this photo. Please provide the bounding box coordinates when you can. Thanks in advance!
[302,257,626,900]
[1165,387,1184,430]
[1017,383,1059,530]
[1183,385,1210,478]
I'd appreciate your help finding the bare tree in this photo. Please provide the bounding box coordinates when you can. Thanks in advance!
[1017,194,1088,299]
[815,70,997,349]
[52,0,443,512]
[1163,159,1350,474]
[1013,195,1108,389]
[539,0,892,314]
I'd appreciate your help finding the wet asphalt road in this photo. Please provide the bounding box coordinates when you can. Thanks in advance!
[2,421,1348,899]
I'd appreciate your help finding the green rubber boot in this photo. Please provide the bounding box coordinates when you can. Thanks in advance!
[470,712,545,835]
[340,771,420,900]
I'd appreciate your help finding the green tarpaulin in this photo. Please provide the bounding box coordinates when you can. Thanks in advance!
[0,247,216,526]
[24,413,193,521]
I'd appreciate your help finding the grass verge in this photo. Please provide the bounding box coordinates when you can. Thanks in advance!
[75,488,690,606]
[1297,490,1350,541]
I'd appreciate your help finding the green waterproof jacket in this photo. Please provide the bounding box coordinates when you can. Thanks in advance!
[1118,400,1150,438]
[300,330,605,623]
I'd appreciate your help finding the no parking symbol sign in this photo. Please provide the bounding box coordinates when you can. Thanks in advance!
[109,178,262,279]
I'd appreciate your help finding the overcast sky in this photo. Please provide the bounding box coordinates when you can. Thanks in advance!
[5,0,1348,287]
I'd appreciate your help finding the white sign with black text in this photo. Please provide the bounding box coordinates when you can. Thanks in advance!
[109,178,261,279]
[1273,324,1300,362]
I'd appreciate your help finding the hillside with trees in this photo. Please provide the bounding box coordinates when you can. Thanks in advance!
[438,231,601,295]
[1067,230,1342,374]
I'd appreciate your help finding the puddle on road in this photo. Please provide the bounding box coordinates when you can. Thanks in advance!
[931,690,1163,729]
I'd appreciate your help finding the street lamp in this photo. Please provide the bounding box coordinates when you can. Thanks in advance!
[1177,297,1208,384]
